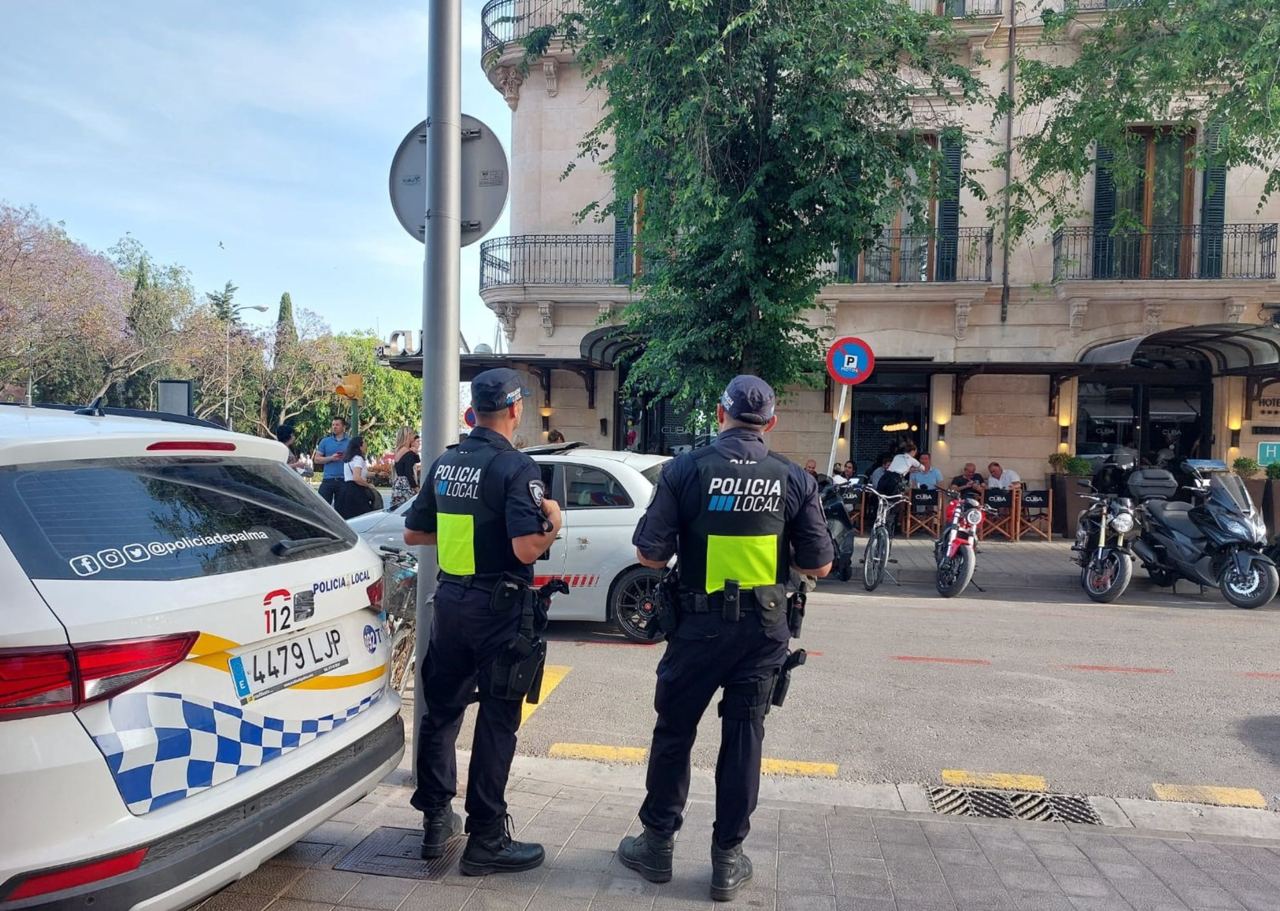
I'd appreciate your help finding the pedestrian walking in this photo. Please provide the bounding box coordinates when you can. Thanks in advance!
[617,375,833,902]
[312,417,349,506]
[402,368,563,875]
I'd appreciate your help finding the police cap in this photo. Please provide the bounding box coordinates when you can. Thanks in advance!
[472,368,530,413]
[720,375,776,425]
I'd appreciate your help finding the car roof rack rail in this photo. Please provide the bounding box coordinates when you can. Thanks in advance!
[0,401,227,431]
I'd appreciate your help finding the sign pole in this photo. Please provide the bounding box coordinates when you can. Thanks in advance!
[415,0,462,772]
[828,384,849,477]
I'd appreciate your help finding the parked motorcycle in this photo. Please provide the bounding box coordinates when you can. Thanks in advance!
[820,476,860,582]
[934,488,993,597]
[1073,487,1138,603]
[1127,465,1279,609]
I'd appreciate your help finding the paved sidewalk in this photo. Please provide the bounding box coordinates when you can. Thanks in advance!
[202,768,1280,911]
[830,538,1080,591]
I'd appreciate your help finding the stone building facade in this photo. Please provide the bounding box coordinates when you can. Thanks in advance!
[390,0,1280,488]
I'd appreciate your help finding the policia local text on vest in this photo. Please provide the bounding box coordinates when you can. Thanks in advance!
[618,375,835,903]
[402,368,563,876]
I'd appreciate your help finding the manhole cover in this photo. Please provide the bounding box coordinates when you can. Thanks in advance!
[928,788,1102,826]
[335,826,464,880]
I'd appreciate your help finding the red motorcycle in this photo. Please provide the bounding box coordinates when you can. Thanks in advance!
[934,489,994,597]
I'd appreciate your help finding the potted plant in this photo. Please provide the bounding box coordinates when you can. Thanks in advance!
[1048,452,1096,537]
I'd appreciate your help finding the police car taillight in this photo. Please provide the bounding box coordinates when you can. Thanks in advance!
[146,440,236,452]
[367,578,385,610]
[0,633,197,720]
[3,848,148,900]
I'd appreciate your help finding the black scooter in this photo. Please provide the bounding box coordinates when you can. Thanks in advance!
[819,476,860,582]
[1127,464,1278,609]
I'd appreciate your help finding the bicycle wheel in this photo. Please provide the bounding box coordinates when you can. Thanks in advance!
[389,626,416,698]
[863,526,888,591]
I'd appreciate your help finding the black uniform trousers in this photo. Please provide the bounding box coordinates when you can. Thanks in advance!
[640,609,789,849]
[410,582,523,836]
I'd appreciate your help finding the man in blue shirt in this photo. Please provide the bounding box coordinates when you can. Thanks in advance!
[312,417,349,507]
[909,452,944,490]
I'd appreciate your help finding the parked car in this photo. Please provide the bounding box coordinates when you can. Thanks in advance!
[348,443,669,640]
[0,404,403,910]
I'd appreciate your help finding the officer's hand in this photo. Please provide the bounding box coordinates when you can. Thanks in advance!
[541,497,562,531]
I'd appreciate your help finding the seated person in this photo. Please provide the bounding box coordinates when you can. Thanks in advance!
[867,453,892,490]
[876,444,924,495]
[986,462,1021,490]
[909,452,943,490]
[950,463,985,496]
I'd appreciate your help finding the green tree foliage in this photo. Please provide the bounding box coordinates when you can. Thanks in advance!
[275,291,298,360]
[205,280,239,321]
[292,333,421,455]
[522,0,986,406]
[1007,0,1280,229]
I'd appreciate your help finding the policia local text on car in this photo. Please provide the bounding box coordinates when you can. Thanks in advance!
[402,368,563,875]
[617,375,834,903]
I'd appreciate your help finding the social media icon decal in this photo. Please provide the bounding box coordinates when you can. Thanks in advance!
[97,548,127,569]
[124,543,150,563]
[70,555,102,576]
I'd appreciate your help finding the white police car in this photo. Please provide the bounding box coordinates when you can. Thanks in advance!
[0,405,403,910]
[348,444,669,640]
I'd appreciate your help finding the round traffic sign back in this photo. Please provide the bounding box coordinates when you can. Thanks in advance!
[826,336,876,386]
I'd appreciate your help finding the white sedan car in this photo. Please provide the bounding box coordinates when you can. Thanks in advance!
[349,444,669,640]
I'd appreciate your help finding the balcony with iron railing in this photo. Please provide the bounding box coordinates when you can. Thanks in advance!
[479,229,994,292]
[907,0,1002,15]
[482,0,581,63]
[1051,223,1279,282]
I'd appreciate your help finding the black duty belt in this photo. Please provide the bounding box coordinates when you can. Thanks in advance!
[679,591,763,613]
[438,571,506,593]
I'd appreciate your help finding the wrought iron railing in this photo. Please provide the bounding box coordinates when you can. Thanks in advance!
[828,227,993,283]
[482,0,582,59]
[1073,0,1137,10]
[907,0,1002,15]
[480,234,636,289]
[1051,223,1279,282]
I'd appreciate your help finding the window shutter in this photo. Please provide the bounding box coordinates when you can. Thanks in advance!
[935,132,963,281]
[613,192,634,284]
[1092,143,1116,279]
[1199,122,1226,280]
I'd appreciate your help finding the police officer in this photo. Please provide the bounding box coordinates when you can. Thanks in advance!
[617,375,833,902]
[402,368,562,875]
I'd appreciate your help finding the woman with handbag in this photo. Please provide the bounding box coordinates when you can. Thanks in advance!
[336,435,379,519]
[390,427,421,509]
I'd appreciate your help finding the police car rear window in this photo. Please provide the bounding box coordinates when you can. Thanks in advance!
[0,457,355,581]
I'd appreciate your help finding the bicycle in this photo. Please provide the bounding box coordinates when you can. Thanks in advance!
[861,485,907,591]
[380,547,421,699]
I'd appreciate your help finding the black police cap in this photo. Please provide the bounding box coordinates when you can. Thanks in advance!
[720,375,776,425]
[471,368,530,413]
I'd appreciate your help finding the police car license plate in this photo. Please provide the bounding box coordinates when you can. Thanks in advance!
[228,627,349,704]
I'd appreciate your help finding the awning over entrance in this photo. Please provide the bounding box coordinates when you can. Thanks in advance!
[579,325,641,368]
[1081,323,1280,376]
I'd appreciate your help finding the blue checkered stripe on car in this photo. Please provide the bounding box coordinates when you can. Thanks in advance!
[83,689,384,814]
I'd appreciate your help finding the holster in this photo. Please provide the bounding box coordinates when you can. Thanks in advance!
[722,579,740,622]
[770,649,807,708]
[654,567,681,635]
[487,576,548,704]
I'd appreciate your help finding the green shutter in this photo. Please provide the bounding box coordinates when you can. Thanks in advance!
[1199,122,1226,279]
[1092,143,1116,279]
[613,191,634,284]
[936,132,963,281]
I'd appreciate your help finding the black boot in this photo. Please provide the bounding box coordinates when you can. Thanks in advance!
[617,827,674,884]
[420,808,462,859]
[710,842,753,902]
[459,816,544,876]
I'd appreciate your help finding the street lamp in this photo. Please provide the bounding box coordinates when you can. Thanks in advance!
[225,304,269,430]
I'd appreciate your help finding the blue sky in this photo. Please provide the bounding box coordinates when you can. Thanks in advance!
[0,0,509,348]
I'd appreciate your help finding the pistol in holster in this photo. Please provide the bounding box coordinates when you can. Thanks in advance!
[489,575,563,704]
[770,648,807,709]
[654,566,681,636]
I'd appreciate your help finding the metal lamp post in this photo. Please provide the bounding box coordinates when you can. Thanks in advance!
[224,304,269,430]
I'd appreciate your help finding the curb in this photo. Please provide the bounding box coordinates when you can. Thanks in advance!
[384,752,1280,844]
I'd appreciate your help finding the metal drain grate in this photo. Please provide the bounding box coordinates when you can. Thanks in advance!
[929,788,1102,826]
[335,826,465,880]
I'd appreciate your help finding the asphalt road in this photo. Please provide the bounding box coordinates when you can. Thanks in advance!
[487,577,1280,807]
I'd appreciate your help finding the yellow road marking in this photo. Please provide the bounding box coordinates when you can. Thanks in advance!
[521,665,570,726]
[1152,784,1267,808]
[942,770,1048,791]
[549,743,648,763]
[761,758,839,778]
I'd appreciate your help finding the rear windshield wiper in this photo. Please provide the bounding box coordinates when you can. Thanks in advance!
[272,536,342,557]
